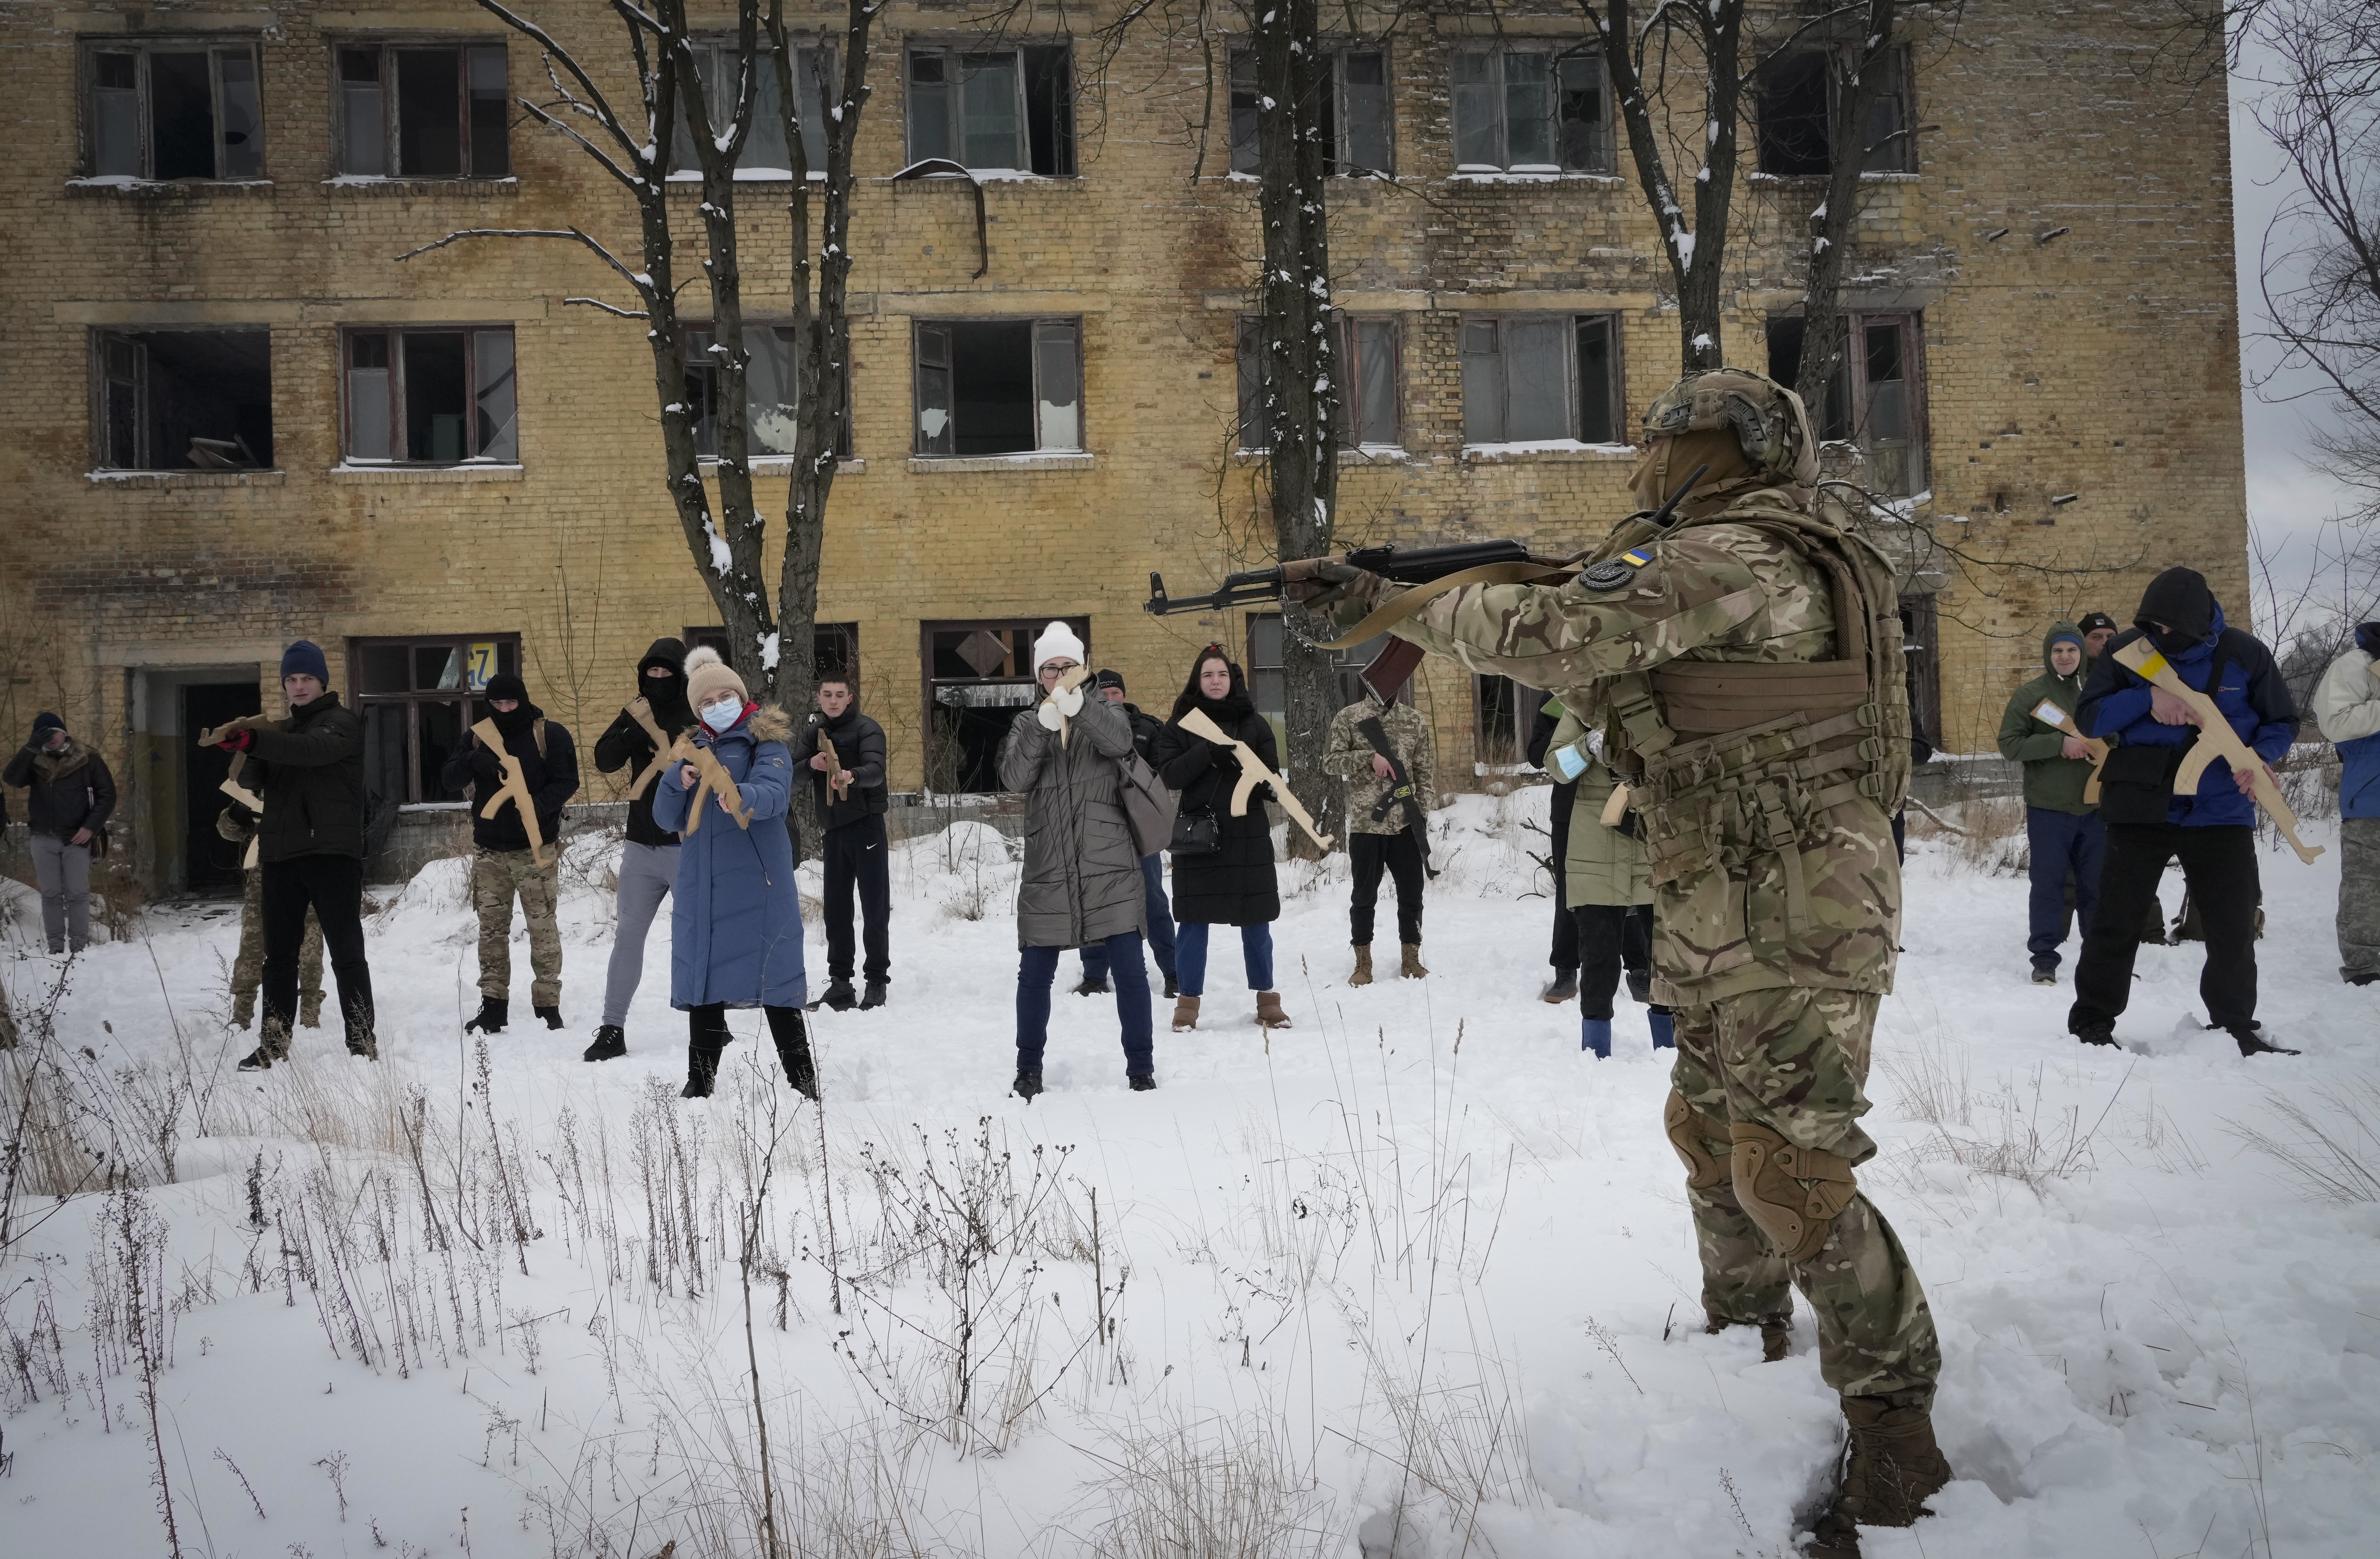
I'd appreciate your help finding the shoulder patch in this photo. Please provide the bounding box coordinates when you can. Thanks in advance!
[1579,552,1650,593]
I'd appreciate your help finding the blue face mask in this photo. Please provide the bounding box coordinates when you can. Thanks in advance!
[700,700,743,735]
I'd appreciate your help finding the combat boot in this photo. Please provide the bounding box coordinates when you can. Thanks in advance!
[1539,969,1579,1004]
[1400,943,1429,979]
[584,1025,627,1062]
[860,982,888,1011]
[1348,945,1374,987]
[238,1012,294,1071]
[231,989,256,1030]
[1255,991,1291,1030]
[819,979,858,1012]
[1073,974,1110,996]
[465,997,508,1035]
[1012,1069,1044,1102]
[534,1005,564,1030]
[1806,1397,1951,1557]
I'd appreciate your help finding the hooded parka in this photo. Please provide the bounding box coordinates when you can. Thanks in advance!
[652,705,808,1008]
[1546,710,1652,908]
[999,692,1148,948]
[1996,622,2099,816]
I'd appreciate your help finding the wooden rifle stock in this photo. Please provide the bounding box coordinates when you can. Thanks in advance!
[625,698,674,799]
[2030,700,2111,804]
[670,734,752,833]
[471,719,555,866]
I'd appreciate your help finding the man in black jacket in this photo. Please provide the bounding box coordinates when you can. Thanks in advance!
[215,641,377,1067]
[586,637,691,1060]
[1525,694,1580,1002]
[1077,670,1179,999]
[441,673,579,1036]
[806,672,892,1010]
[3,711,117,955]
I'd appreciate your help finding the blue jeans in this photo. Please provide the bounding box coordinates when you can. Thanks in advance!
[1018,934,1153,1076]
[1175,921,1274,997]
[2027,807,2106,969]
[1081,855,1177,983]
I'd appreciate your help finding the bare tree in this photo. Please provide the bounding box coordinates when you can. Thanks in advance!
[403,0,877,709]
[1790,0,1902,420]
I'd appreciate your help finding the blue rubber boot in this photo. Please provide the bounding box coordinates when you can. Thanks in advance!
[1649,1012,1676,1050]
[1581,1018,1612,1058]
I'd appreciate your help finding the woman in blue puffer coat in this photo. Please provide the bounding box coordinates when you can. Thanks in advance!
[652,647,815,1098]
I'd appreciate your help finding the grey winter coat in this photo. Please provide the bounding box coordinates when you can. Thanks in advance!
[999,694,1148,949]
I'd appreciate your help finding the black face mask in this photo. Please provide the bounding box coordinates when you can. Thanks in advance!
[2141,622,2198,658]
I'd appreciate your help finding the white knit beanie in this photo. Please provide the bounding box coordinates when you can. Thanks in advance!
[1032,620,1086,672]
[683,645,747,709]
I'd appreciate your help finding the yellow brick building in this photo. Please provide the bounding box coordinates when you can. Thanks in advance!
[0,2,2246,890]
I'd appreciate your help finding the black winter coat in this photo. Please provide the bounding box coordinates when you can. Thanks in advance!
[245,694,368,862]
[1155,703,1281,926]
[2,739,118,842]
[805,706,890,831]
[594,659,697,850]
[441,709,579,854]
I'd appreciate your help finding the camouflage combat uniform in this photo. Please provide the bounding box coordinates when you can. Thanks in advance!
[220,805,323,1030]
[1311,370,1939,1414]
[473,847,562,1006]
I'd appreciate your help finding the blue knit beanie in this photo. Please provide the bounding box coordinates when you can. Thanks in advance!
[2357,622,2380,660]
[280,640,330,684]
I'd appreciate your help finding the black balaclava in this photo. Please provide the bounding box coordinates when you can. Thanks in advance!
[484,672,540,737]
[638,637,692,732]
[2134,568,2216,657]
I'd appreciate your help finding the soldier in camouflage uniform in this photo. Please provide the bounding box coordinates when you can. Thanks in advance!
[219,801,324,1030]
[438,674,578,1035]
[1290,369,1947,1555]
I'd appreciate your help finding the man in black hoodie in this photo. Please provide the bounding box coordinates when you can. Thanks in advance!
[806,672,892,1010]
[3,711,117,955]
[587,638,693,1059]
[441,673,579,1036]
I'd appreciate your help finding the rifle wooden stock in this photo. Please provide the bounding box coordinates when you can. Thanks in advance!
[819,733,852,800]
[1178,707,1335,853]
[2030,699,2112,805]
[219,750,265,867]
[2111,639,2323,864]
[470,718,555,866]
[625,698,674,799]
[670,734,752,832]
[197,713,277,748]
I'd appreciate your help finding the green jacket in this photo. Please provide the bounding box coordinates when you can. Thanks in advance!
[1995,621,2096,816]
[1549,710,1650,908]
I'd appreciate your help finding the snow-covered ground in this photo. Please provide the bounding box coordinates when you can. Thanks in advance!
[0,793,2374,1558]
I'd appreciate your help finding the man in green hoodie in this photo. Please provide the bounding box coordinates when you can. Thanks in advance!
[1997,622,2104,983]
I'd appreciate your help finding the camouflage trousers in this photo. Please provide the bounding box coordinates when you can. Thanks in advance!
[1669,986,1941,1407]
[473,847,562,1005]
[2339,817,2380,982]
[233,866,324,1026]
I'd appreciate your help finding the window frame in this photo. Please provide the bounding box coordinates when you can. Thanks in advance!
[1754,41,1918,178]
[1459,311,1625,448]
[1227,44,1396,177]
[921,616,1091,794]
[684,623,860,691]
[1843,310,1928,496]
[340,324,520,467]
[665,36,836,180]
[911,316,1084,457]
[902,41,1077,177]
[347,632,522,806]
[681,320,852,461]
[87,325,277,472]
[331,38,512,180]
[1236,314,1403,453]
[1447,44,1612,175]
[1473,674,1532,770]
[80,37,267,181]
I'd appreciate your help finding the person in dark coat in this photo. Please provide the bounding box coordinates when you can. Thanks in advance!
[587,636,694,1061]
[1526,693,1581,1002]
[653,647,814,1100]
[1076,668,1180,999]
[214,640,378,1067]
[3,711,117,954]
[441,673,579,1036]
[1153,647,1287,1033]
[2070,568,2299,1057]
[999,622,1153,1098]
[805,672,893,1011]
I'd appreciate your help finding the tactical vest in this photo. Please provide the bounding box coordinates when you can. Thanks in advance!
[1600,500,1911,937]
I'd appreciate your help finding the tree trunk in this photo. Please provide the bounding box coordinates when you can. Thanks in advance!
[1252,0,1342,850]
[1796,2,1898,435]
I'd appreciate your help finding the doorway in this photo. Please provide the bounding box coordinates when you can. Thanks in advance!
[183,681,261,891]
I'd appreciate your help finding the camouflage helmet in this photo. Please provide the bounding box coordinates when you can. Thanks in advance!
[1640,367,1821,490]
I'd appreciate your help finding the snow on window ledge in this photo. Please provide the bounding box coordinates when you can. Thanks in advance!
[905,452,1093,474]
[330,461,525,484]
[321,175,519,193]
[1338,445,1411,465]
[1459,440,1638,462]
[67,176,275,194]
[703,456,868,475]
[1449,168,1623,186]
[665,169,830,184]
[86,467,286,488]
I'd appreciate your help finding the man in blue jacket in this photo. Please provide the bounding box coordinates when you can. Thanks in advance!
[2068,569,2300,1056]
[2312,622,2380,986]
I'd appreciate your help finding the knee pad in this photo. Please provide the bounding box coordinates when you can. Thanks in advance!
[1729,1122,1857,1264]
[1663,1089,1732,1191]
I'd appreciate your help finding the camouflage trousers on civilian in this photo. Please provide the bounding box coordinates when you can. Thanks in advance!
[1668,986,1941,1407]
[474,847,562,1006]
[2339,816,2380,982]
[232,866,324,1028]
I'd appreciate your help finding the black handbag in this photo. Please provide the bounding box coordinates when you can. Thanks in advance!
[1169,808,1222,856]
[2096,743,2181,828]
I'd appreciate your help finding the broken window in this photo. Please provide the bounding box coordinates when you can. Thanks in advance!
[683,325,801,457]
[925,619,1088,791]
[1449,48,1609,173]
[353,633,520,804]
[913,319,1081,456]
[905,45,1074,176]
[335,43,509,178]
[1765,309,1927,494]
[668,40,832,176]
[1236,314,1401,451]
[1756,45,1915,176]
[1475,675,1531,767]
[1461,314,1622,446]
[342,326,518,464]
[84,41,263,180]
[1228,48,1394,176]
[92,328,273,470]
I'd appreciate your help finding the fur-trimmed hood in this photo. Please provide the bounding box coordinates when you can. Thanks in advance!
[745,705,794,744]
[32,738,93,783]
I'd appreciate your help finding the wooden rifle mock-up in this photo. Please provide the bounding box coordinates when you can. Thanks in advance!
[1177,707,1336,854]
[671,734,752,833]
[2029,700,2112,804]
[2111,638,2323,864]
[470,719,556,867]
[623,698,677,799]
[197,715,282,867]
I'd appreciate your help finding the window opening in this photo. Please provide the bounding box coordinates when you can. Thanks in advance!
[923,618,1087,792]
[1237,314,1401,452]
[343,326,518,464]
[1764,310,1925,494]
[685,624,858,690]
[351,634,520,805]
[92,329,273,470]
[1475,675,1529,767]
[906,44,1074,175]
[913,318,1081,456]
[669,40,830,175]
[85,41,264,180]
[1461,313,1622,446]
[335,43,509,177]
[1756,45,1915,176]
[1228,48,1393,176]
[1450,47,1609,173]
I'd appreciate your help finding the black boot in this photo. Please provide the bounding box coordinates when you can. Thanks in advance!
[465,997,508,1035]
[1162,973,1179,999]
[859,981,888,1011]
[1540,969,1579,1004]
[766,1006,819,1101]
[584,1024,627,1062]
[535,1005,564,1030]
[342,1000,379,1060]
[1128,1072,1157,1092]
[820,979,858,1012]
[2072,1021,2118,1048]
[1012,1069,1044,1102]
[2229,1023,2300,1057]
[682,1006,728,1098]
[1074,975,1111,996]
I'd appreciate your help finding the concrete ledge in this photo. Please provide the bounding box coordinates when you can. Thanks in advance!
[86,469,287,489]
[329,463,526,484]
[904,453,1093,474]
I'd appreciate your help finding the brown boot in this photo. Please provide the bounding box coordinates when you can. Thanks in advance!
[1703,1316,1792,1364]
[1255,991,1291,1030]
[1807,1398,1952,1557]
[1348,946,1374,987]
[1400,943,1429,979]
[1171,995,1200,1032]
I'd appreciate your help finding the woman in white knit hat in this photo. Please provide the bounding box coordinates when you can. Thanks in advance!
[996,621,1155,1097]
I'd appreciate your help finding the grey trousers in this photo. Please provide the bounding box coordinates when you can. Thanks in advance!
[2341,816,2380,981]
[602,840,679,1026]
[30,835,91,953]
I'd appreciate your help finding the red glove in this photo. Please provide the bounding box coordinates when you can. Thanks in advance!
[217,729,254,752]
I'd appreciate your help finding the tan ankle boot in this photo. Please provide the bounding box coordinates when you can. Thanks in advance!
[1400,943,1429,978]
[1348,946,1374,986]
[1255,991,1291,1029]
[1807,1398,1952,1556]
[1171,995,1200,1032]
